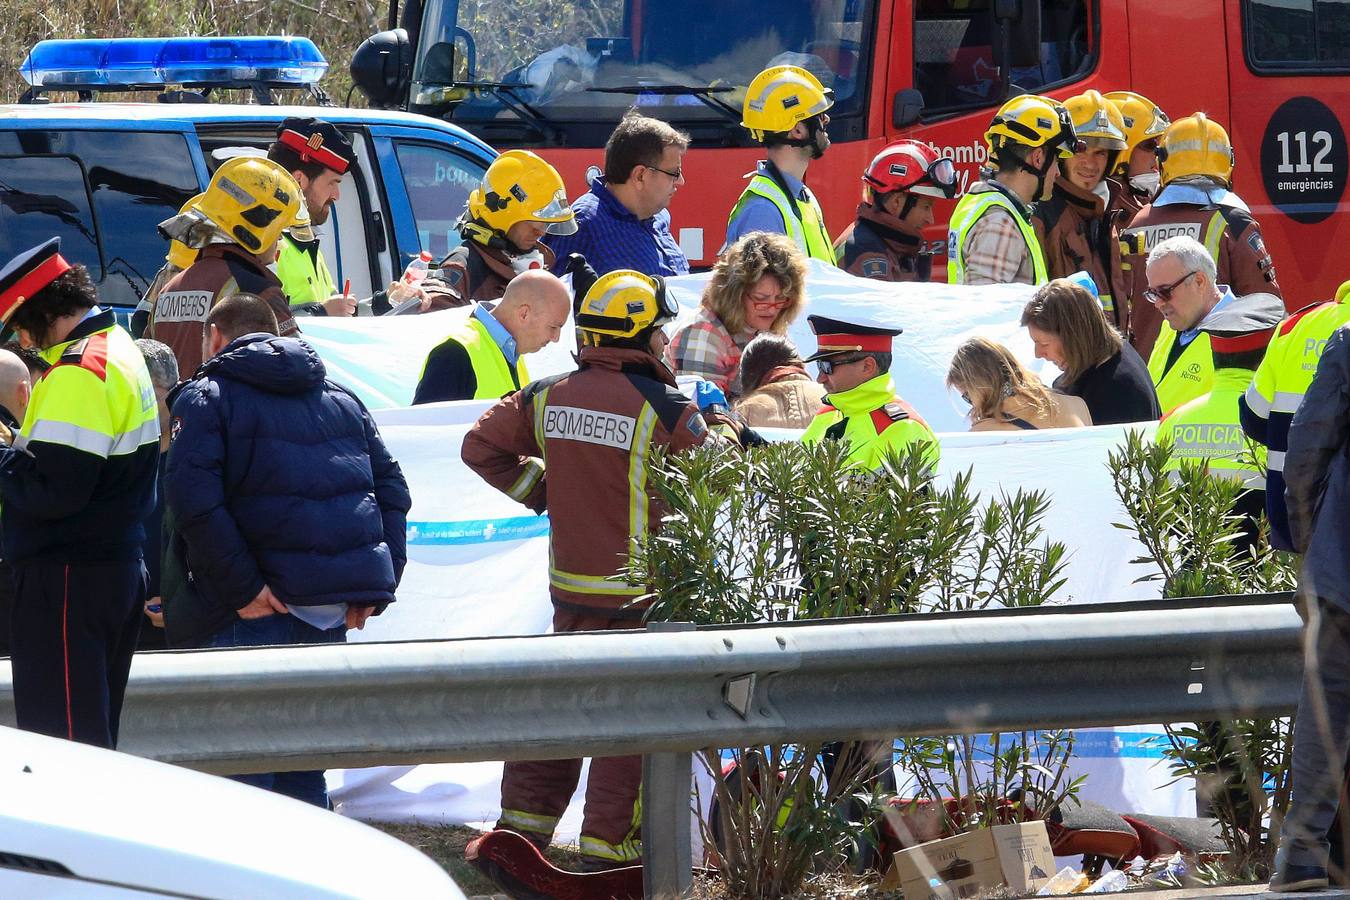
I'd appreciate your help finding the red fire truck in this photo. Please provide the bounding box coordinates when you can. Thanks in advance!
[353,0,1348,299]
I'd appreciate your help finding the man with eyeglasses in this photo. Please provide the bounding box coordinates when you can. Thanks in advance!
[800,315,938,472]
[546,110,691,278]
[1143,235,1234,416]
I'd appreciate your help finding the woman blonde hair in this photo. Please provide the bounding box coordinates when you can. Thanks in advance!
[946,337,1053,424]
[702,232,807,335]
[1020,279,1123,384]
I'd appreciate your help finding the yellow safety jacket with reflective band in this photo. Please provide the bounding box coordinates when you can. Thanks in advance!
[1158,368,1266,489]
[800,373,940,472]
[276,233,336,306]
[947,187,1048,285]
[1148,324,1214,416]
[728,173,837,263]
[421,315,531,400]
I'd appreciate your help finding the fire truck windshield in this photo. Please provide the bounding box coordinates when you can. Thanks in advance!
[411,0,875,142]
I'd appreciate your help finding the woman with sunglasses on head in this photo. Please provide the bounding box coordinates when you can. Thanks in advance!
[666,232,807,397]
[835,141,957,283]
[946,337,1091,432]
[1021,278,1159,425]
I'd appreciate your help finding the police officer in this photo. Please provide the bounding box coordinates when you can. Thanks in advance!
[1103,91,1170,222]
[1121,112,1282,358]
[0,238,159,748]
[835,140,957,282]
[420,150,576,310]
[1031,91,1131,329]
[948,95,1080,285]
[412,269,572,404]
[801,315,939,471]
[461,270,707,879]
[268,117,362,317]
[725,64,837,263]
[1240,279,1350,551]
[1157,291,1285,553]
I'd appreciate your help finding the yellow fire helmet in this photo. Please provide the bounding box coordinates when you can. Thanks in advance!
[1158,112,1235,187]
[165,193,204,268]
[1103,90,1170,175]
[1064,91,1127,151]
[741,65,834,141]
[984,94,1082,160]
[191,158,306,255]
[575,269,678,348]
[464,150,577,248]
[1337,280,1350,304]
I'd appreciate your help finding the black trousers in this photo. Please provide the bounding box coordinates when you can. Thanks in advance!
[9,560,146,749]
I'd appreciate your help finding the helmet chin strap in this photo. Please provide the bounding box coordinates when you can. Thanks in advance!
[1014,147,1056,201]
[778,117,828,160]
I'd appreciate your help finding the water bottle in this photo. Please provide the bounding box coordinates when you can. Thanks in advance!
[1083,869,1127,894]
[401,250,432,286]
[1036,865,1084,896]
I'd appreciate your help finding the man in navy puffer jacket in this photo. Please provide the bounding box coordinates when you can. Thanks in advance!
[164,292,410,808]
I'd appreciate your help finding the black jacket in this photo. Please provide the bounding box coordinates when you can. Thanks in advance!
[1055,343,1160,426]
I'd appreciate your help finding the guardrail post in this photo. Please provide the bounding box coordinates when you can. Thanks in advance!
[643,622,695,899]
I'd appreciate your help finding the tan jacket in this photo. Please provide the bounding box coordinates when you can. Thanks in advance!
[734,372,827,430]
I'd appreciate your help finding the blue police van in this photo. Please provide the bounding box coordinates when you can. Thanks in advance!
[0,36,497,314]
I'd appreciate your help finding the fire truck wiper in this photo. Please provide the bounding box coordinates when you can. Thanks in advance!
[585,83,740,122]
[431,81,562,141]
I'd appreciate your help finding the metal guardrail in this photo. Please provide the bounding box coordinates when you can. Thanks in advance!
[0,596,1306,898]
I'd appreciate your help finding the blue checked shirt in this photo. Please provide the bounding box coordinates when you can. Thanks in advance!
[546,177,689,277]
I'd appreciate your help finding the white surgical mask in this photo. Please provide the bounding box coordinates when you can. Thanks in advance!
[1129,172,1160,198]
[511,249,547,275]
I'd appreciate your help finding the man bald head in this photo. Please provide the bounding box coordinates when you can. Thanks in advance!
[0,349,33,423]
[494,270,573,356]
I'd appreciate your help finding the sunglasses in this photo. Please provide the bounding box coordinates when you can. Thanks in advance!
[1143,270,1199,305]
[815,355,866,375]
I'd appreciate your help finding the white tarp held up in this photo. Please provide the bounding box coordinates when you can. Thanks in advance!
[299,264,1188,833]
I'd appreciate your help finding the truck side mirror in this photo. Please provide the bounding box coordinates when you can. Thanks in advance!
[351,28,412,109]
[893,88,925,128]
[993,0,1042,70]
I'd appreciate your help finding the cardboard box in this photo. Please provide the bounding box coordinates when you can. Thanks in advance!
[882,821,1056,899]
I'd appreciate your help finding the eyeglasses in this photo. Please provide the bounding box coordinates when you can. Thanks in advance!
[1143,270,1199,305]
[747,290,790,311]
[645,163,683,180]
[815,355,866,375]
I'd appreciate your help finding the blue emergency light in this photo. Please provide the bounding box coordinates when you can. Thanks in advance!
[20,36,327,89]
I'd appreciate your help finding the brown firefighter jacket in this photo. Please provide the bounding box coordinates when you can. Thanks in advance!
[421,241,557,311]
[1031,176,1130,332]
[835,204,932,282]
[461,346,707,617]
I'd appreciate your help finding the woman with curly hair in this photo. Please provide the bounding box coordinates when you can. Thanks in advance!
[946,336,1091,431]
[667,232,807,397]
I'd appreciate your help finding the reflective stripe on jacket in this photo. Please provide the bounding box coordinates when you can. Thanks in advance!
[800,373,940,472]
[276,233,336,306]
[728,173,837,263]
[1159,369,1267,489]
[947,187,1048,285]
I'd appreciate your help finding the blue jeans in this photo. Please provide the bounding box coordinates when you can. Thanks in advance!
[206,613,346,808]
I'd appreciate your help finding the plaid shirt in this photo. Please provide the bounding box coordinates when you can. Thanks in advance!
[666,307,757,396]
[960,183,1037,286]
[546,177,689,277]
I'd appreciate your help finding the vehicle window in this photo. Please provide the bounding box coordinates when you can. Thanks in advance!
[0,130,199,307]
[419,0,875,133]
[914,0,1092,113]
[1245,0,1350,71]
[0,155,102,281]
[392,141,487,260]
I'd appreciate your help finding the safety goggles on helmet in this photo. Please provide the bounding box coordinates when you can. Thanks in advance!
[919,157,958,197]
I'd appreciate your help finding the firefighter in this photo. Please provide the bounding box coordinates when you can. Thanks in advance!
[131,195,202,339]
[801,315,939,471]
[948,95,1081,285]
[1157,291,1285,554]
[148,157,309,376]
[420,150,576,310]
[835,140,957,282]
[1240,279,1350,551]
[725,64,837,263]
[460,269,708,875]
[1031,90,1131,330]
[268,117,360,315]
[0,238,160,748]
[1103,90,1170,222]
[1121,112,1281,358]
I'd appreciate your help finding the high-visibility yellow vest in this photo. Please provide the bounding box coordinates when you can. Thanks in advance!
[276,234,336,306]
[946,188,1048,285]
[728,173,837,264]
[420,313,530,400]
[1159,368,1266,489]
[800,373,939,472]
[1148,324,1214,416]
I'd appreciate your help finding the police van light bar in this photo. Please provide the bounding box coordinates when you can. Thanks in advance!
[20,36,328,89]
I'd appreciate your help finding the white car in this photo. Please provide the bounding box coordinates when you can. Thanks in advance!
[0,726,465,898]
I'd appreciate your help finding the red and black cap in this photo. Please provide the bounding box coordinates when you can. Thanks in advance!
[275,117,356,175]
[0,238,72,325]
[804,314,902,362]
[1197,292,1286,356]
